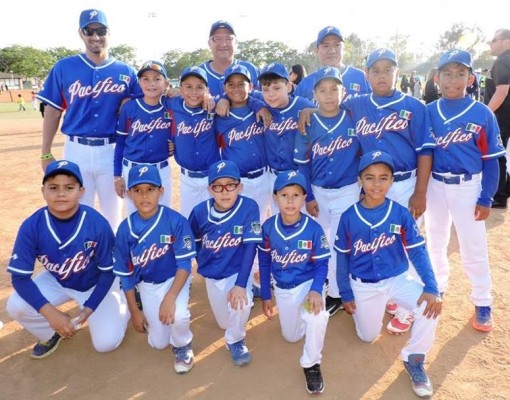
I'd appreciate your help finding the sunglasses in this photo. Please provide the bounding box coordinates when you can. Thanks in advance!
[210,182,240,193]
[141,63,163,72]
[81,26,108,37]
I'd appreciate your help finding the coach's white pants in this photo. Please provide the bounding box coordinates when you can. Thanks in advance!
[205,273,253,345]
[138,276,193,350]
[424,175,492,305]
[6,271,129,352]
[313,182,360,298]
[274,280,329,368]
[64,138,122,231]
[179,174,210,218]
[240,171,270,222]
[122,163,172,216]
[350,271,438,361]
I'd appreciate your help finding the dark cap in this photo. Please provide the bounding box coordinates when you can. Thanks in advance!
[43,160,83,186]
[210,20,235,37]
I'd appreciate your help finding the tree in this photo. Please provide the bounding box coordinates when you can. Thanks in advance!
[0,45,53,79]
[237,39,299,68]
[47,47,80,64]
[437,23,484,53]
[109,44,137,66]
[344,33,375,69]
[162,48,211,78]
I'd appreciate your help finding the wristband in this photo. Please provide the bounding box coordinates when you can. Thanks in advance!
[40,153,54,160]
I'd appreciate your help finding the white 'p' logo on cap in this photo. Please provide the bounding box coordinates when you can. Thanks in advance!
[139,166,149,177]
[89,10,98,19]
[57,161,68,168]
[378,48,387,56]
[448,50,459,59]
[372,151,382,160]
[216,162,226,172]
[287,171,297,180]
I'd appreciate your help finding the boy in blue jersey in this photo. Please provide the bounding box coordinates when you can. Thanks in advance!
[189,160,262,366]
[294,66,361,317]
[334,151,442,398]
[258,171,330,395]
[113,164,197,374]
[7,160,129,359]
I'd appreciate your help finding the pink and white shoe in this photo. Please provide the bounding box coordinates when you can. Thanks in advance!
[387,310,414,335]
[385,301,398,315]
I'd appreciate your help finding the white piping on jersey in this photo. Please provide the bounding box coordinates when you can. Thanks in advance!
[369,92,405,109]
[353,200,393,228]
[44,209,87,250]
[228,110,254,121]
[312,110,346,133]
[436,98,476,124]
[207,197,244,225]
[279,96,299,113]
[127,206,164,242]
[340,65,351,79]
[7,265,33,274]
[274,214,309,241]
[182,100,207,116]
[78,54,116,70]
[175,250,197,259]
[405,240,425,250]
[135,98,164,114]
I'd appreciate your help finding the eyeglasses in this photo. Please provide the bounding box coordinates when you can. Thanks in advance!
[210,36,235,44]
[210,182,240,193]
[81,26,108,37]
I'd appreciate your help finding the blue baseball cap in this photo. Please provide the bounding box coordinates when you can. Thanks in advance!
[366,48,398,69]
[437,49,473,71]
[79,9,108,29]
[180,66,208,85]
[208,160,241,185]
[316,26,343,47]
[137,60,168,79]
[274,170,307,194]
[128,164,162,189]
[224,64,251,83]
[43,160,83,186]
[314,66,342,88]
[258,63,290,81]
[358,151,395,174]
[210,20,235,37]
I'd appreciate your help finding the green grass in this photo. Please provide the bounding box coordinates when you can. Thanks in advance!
[0,102,42,119]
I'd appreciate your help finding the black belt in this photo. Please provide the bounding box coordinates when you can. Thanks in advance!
[241,168,265,179]
[393,171,413,182]
[432,172,472,185]
[69,136,115,146]
[275,281,301,289]
[350,274,381,284]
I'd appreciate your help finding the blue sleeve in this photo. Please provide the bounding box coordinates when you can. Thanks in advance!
[416,147,434,157]
[234,242,257,288]
[11,274,49,312]
[120,275,136,292]
[83,271,115,310]
[310,258,328,294]
[479,158,499,207]
[407,245,439,295]
[298,163,315,202]
[258,241,272,301]
[114,134,127,176]
[247,92,267,113]
[336,251,354,302]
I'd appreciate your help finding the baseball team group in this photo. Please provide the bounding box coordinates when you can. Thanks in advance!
[4,7,510,398]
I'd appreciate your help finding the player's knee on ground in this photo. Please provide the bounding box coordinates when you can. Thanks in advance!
[91,331,125,353]
[355,324,381,343]
[148,334,170,350]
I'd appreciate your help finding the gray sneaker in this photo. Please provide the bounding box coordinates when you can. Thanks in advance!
[31,333,62,359]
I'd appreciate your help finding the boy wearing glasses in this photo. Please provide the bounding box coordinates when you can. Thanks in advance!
[424,49,504,332]
[114,164,196,374]
[189,160,262,366]
[37,9,139,231]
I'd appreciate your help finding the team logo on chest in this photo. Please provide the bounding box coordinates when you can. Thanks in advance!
[68,78,127,103]
[435,127,473,148]
[356,112,409,138]
[176,119,213,137]
[132,243,170,268]
[202,232,242,253]
[268,118,298,136]
[39,250,93,280]
[270,249,308,269]
[352,232,397,256]
[227,122,264,145]
[130,117,172,135]
[311,136,353,158]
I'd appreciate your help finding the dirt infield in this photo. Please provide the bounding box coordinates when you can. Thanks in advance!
[0,113,509,400]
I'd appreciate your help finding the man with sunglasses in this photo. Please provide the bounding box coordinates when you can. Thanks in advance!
[37,9,139,230]
[189,160,262,366]
[485,29,510,209]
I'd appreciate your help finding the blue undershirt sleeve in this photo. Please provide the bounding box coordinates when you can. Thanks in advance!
[479,158,499,207]
[11,274,49,312]
[234,242,257,288]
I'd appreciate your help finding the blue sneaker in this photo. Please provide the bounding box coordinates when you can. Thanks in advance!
[473,306,493,332]
[31,333,62,359]
[226,339,251,366]
[173,342,194,374]
[403,354,433,398]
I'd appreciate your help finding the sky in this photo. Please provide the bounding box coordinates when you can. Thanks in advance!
[1,0,506,63]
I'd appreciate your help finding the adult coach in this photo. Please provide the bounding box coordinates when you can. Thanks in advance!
[199,20,259,97]
[294,26,371,101]
[37,9,139,229]
[485,29,510,209]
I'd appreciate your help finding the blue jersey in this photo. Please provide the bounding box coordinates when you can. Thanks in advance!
[199,59,260,97]
[294,65,371,101]
[294,110,360,189]
[8,205,114,292]
[37,53,139,137]
[334,199,437,294]
[427,97,505,175]
[114,98,172,175]
[189,196,262,281]
[163,97,220,172]
[258,214,330,299]
[216,106,267,176]
[264,95,315,172]
[113,206,196,289]
[343,91,435,173]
